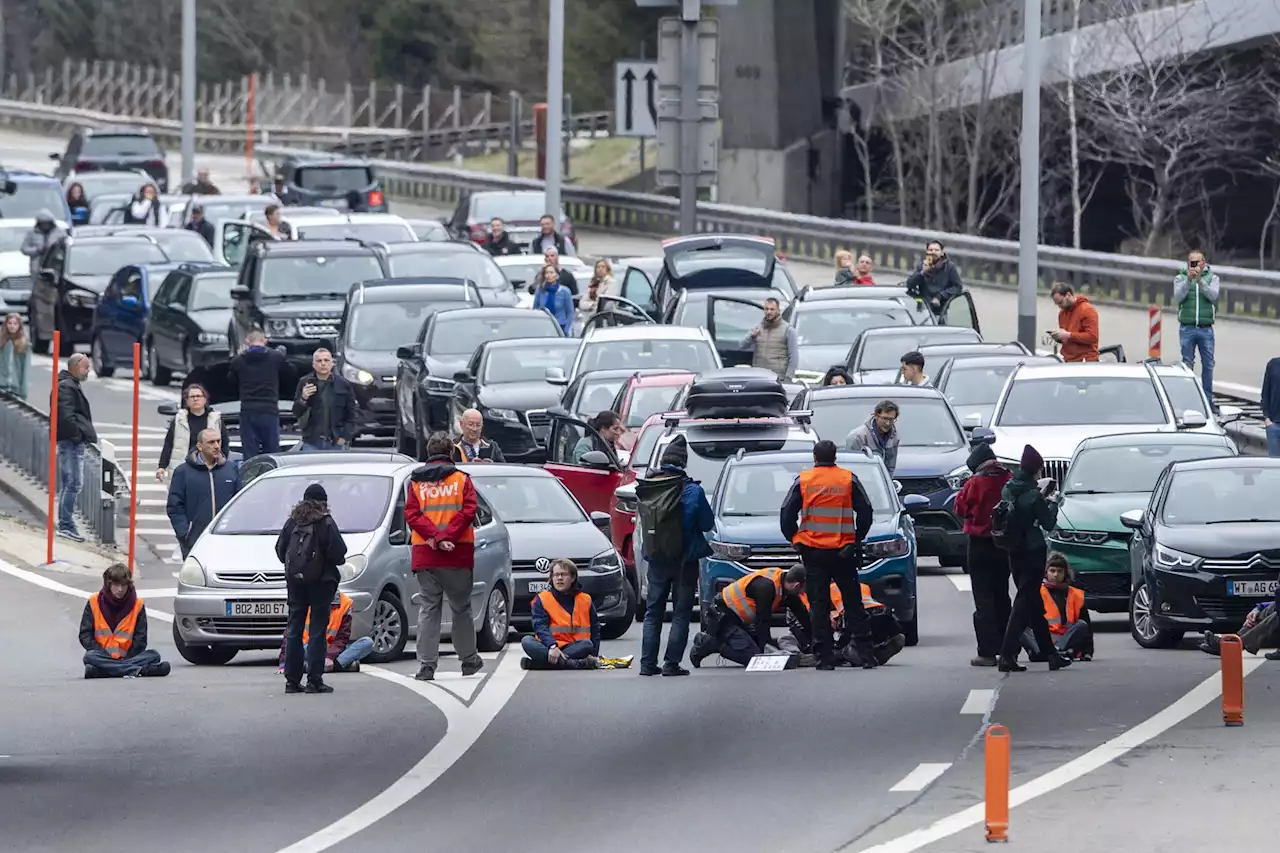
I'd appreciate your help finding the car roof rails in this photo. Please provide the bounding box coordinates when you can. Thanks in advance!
[733,447,747,461]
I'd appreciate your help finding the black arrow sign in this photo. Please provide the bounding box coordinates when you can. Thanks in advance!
[621,68,637,131]
[645,68,658,128]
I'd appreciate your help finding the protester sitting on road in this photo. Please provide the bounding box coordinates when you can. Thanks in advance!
[904,240,963,315]
[65,182,89,225]
[1022,552,1093,662]
[572,411,624,463]
[845,399,900,476]
[166,428,242,559]
[1049,283,1100,363]
[900,351,930,386]
[781,578,906,666]
[278,483,348,694]
[293,348,357,451]
[276,591,372,675]
[532,263,575,336]
[157,383,229,486]
[822,366,854,387]
[0,312,31,399]
[521,558,601,671]
[80,563,170,679]
[1200,602,1279,660]
[689,565,808,668]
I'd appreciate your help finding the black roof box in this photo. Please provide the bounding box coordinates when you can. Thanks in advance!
[684,367,789,420]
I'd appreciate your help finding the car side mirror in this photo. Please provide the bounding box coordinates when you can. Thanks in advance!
[453,370,472,383]
[969,426,996,448]
[1119,509,1144,530]
[388,527,408,546]
[962,412,984,430]
[1176,410,1208,429]
[579,450,613,470]
[589,511,611,529]
[121,295,139,308]
[902,494,930,516]
[1217,404,1243,425]
[230,285,250,300]
[157,402,178,417]
[545,367,568,385]
[396,343,421,360]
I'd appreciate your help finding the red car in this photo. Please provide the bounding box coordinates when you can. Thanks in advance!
[611,370,695,452]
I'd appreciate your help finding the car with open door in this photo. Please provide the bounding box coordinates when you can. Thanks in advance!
[578,294,656,336]
[642,235,798,322]
[543,412,628,520]
[612,256,663,308]
[180,356,302,450]
[71,225,220,266]
[178,195,281,227]
[790,284,935,324]
[845,325,983,384]
[143,267,240,385]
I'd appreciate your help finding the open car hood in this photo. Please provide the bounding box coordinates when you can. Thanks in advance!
[661,235,777,290]
[185,355,306,422]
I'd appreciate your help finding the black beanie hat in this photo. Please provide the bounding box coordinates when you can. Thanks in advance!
[660,434,689,468]
[304,483,328,502]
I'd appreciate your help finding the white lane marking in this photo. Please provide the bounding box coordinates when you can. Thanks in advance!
[133,513,172,523]
[855,657,1266,853]
[134,587,176,597]
[0,559,173,623]
[276,658,527,853]
[947,575,972,592]
[960,689,994,715]
[1216,380,1261,398]
[889,763,953,793]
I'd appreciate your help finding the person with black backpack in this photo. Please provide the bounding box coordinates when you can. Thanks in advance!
[276,483,349,694]
[993,445,1071,673]
[637,435,714,677]
[954,441,1012,668]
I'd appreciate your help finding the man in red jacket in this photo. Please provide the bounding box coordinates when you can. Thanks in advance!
[1049,282,1100,362]
[405,432,483,682]
[954,442,1013,667]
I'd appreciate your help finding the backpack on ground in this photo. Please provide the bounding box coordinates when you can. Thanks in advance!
[285,519,326,583]
[636,472,686,563]
[989,496,1023,550]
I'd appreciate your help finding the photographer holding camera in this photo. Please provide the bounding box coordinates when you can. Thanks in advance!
[904,240,965,316]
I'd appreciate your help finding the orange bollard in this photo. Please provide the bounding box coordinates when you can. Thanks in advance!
[984,724,1010,843]
[1147,305,1161,360]
[127,343,141,575]
[46,331,60,564]
[1221,634,1244,726]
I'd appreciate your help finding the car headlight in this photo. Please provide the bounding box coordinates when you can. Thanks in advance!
[265,317,298,337]
[709,541,752,560]
[863,536,909,559]
[179,556,206,586]
[485,407,520,423]
[615,494,638,514]
[945,465,972,491]
[1154,544,1201,571]
[342,363,375,386]
[63,289,97,308]
[339,554,368,583]
[425,376,457,394]
[1051,529,1110,546]
[587,549,623,574]
[198,331,227,346]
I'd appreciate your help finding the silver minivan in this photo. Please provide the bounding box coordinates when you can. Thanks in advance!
[171,460,514,665]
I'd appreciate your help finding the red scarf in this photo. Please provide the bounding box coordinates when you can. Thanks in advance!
[96,585,138,630]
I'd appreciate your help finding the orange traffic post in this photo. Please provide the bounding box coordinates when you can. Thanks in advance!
[1221,633,1244,726]
[127,343,141,575]
[1147,305,1161,360]
[534,103,548,180]
[46,332,60,564]
[984,724,1011,843]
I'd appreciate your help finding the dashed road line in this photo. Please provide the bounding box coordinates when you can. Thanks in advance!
[960,689,994,715]
[889,763,952,793]
[947,575,972,592]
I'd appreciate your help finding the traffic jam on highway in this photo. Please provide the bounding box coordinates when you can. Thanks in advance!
[6,124,1278,679]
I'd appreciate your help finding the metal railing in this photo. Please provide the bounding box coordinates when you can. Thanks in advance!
[0,392,116,545]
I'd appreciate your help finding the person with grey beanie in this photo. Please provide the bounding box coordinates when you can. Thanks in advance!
[21,209,66,280]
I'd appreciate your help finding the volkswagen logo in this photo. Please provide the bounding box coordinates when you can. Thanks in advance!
[535,557,552,573]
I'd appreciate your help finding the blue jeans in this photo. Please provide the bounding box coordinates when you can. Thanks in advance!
[1267,424,1280,458]
[1179,325,1215,403]
[337,636,374,669]
[84,647,161,677]
[301,438,345,452]
[238,411,280,459]
[520,635,594,668]
[640,562,697,669]
[56,440,85,532]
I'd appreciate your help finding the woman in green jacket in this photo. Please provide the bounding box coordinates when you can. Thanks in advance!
[0,312,31,399]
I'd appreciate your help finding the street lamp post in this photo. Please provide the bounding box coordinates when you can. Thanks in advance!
[180,0,196,187]
[545,0,566,222]
[1017,0,1043,350]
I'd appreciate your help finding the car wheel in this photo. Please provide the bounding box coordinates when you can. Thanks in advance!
[366,589,408,663]
[30,310,49,355]
[1129,580,1183,649]
[903,611,919,647]
[602,580,637,640]
[149,341,172,386]
[90,335,114,378]
[171,621,238,665]
[477,584,510,652]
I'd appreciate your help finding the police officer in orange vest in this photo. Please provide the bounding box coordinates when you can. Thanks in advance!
[276,591,374,674]
[521,558,601,670]
[1023,552,1093,661]
[689,565,808,667]
[79,562,170,678]
[780,440,877,670]
[785,578,906,666]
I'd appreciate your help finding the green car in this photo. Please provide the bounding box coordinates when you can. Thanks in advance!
[1047,431,1238,613]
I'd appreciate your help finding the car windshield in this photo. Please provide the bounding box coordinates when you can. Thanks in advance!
[652,434,815,491]
[0,227,30,252]
[629,425,662,474]
[498,260,588,286]
[68,242,167,275]
[943,363,1020,406]
[1067,443,1234,495]
[212,473,392,534]
[857,331,980,370]
[259,254,385,299]
[295,166,374,193]
[150,231,215,263]
[669,245,770,277]
[190,273,236,311]
[410,221,448,241]
[795,303,914,345]
[473,475,585,523]
[625,383,688,427]
[998,376,1166,426]
[482,345,575,384]
[1162,467,1280,525]
[388,251,510,293]
[1158,373,1209,419]
[351,300,464,350]
[809,396,965,448]
[429,314,558,355]
[77,174,152,199]
[471,194,550,222]
[721,460,894,518]
[82,135,161,159]
[197,200,273,223]
[298,222,415,243]
[0,183,67,221]
[574,377,627,418]
[578,339,719,375]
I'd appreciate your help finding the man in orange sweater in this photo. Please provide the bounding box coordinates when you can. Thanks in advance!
[1049,283,1099,362]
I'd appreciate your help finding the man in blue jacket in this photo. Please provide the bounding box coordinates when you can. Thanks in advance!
[166,429,242,558]
[533,263,574,335]
[640,435,715,677]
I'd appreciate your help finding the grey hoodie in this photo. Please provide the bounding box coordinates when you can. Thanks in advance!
[21,210,67,279]
[845,416,899,475]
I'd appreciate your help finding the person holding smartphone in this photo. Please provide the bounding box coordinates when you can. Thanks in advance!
[904,240,965,316]
[293,348,357,451]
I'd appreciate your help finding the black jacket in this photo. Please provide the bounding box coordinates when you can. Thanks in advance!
[56,370,96,445]
[180,180,221,195]
[529,231,569,256]
[275,500,348,585]
[231,347,292,415]
[184,218,216,248]
[79,602,150,655]
[166,452,242,553]
[292,371,357,444]
[779,464,875,547]
[484,232,518,256]
[450,438,506,463]
[905,258,964,307]
[123,199,161,226]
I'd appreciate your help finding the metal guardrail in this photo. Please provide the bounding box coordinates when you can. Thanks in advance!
[328,111,612,161]
[0,392,116,545]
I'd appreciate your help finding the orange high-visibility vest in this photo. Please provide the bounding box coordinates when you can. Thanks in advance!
[720,568,786,624]
[793,466,857,549]
[800,582,885,618]
[537,590,593,647]
[1041,586,1084,635]
[410,472,475,545]
[89,596,144,660]
[303,593,354,647]
[454,442,494,462]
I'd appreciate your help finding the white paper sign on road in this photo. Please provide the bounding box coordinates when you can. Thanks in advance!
[745,653,793,672]
[614,60,658,138]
